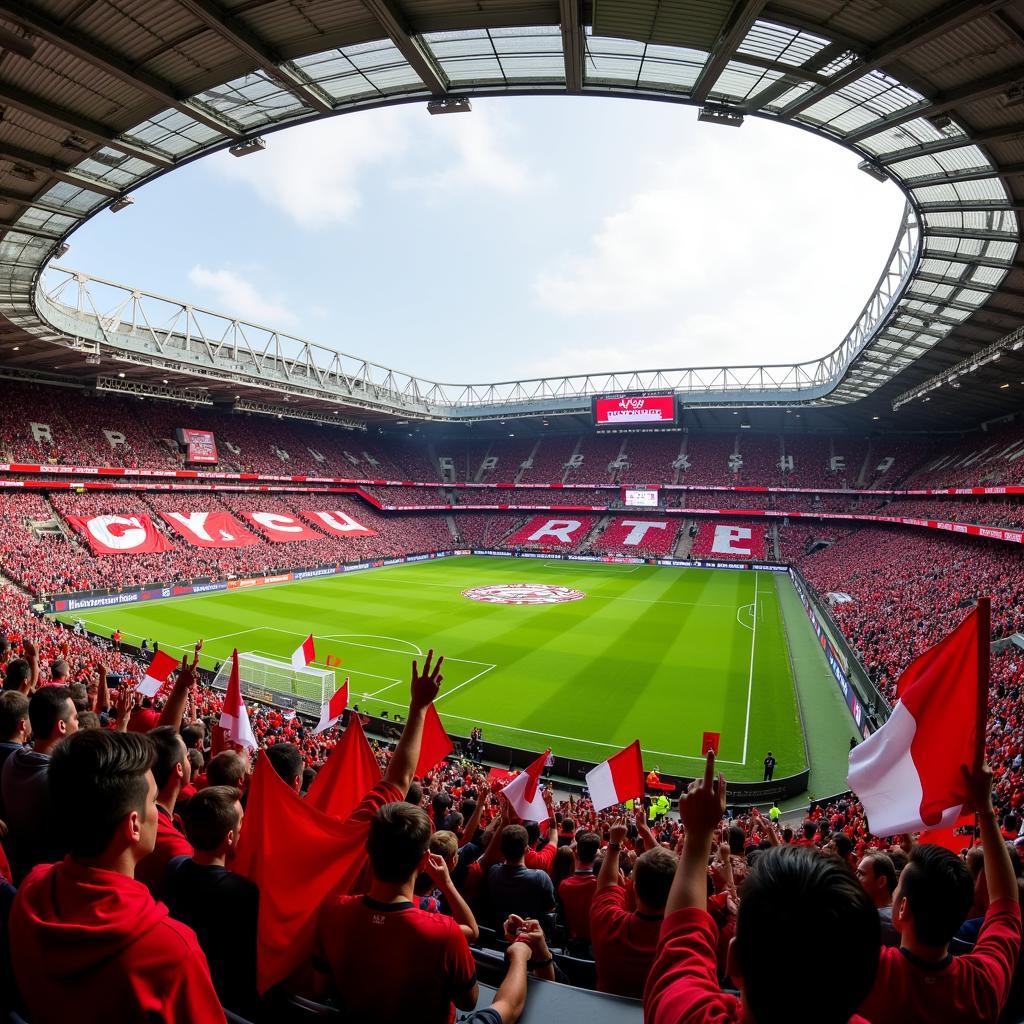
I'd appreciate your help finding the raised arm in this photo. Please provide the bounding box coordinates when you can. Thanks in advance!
[597,820,627,891]
[963,762,1019,905]
[383,650,444,794]
[424,853,479,942]
[634,807,657,851]
[21,638,39,694]
[750,807,780,846]
[460,793,486,846]
[666,751,726,916]
[94,664,109,714]
[156,641,202,729]
[479,812,507,870]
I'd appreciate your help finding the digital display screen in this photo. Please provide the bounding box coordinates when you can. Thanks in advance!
[593,393,677,426]
[623,488,660,508]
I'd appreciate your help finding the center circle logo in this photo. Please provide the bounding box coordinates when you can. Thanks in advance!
[462,583,587,606]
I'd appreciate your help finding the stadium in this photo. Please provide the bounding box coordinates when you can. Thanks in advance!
[0,0,1023,1022]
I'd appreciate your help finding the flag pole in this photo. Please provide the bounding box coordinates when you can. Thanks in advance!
[974,597,991,773]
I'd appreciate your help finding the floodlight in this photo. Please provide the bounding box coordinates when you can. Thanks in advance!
[427,98,472,115]
[857,160,888,183]
[1003,83,1024,108]
[109,195,134,213]
[55,243,70,259]
[229,137,267,158]
[697,105,744,127]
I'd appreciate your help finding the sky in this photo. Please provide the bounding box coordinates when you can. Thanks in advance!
[58,96,905,385]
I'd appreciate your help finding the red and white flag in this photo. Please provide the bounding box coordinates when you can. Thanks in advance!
[220,649,258,751]
[586,740,645,812]
[136,649,179,698]
[314,679,349,735]
[501,749,550,822]
[291,634,315,671]
[848,600,990,836]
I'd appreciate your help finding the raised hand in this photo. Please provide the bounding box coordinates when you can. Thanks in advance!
[961,761,995,815]
[410,649,444,710]
[114,684,134,732]
[178,640,203,684]
[423,852,452,889]
[609,818,628,845]
[678,750,726,840]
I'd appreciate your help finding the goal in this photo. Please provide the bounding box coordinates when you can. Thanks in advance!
[212,652,335,709]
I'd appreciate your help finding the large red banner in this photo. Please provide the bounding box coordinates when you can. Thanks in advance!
[241,511,320,542]
[504,516,594,547]
[160,510,259,548]
[65,514,174,555]
[302,510,376,537]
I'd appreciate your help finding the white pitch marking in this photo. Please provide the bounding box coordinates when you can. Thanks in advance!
[432,664,497,704]
[740,571,760,765]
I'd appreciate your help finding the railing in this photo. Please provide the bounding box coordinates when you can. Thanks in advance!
[34,206,919,418]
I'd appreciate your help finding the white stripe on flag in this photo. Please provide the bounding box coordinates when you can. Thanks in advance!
[585,759,617,812]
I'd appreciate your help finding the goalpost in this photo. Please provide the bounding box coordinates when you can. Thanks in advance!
[212,652,335,709]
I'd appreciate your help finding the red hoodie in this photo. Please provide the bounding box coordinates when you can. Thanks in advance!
[10,857,226,1023]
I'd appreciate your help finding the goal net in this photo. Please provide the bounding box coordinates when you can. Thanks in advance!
[212,652,335,711]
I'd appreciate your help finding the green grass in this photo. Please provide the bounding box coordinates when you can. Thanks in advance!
[56,556,808,782]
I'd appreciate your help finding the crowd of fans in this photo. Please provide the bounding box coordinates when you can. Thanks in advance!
[0,591,1021,1023]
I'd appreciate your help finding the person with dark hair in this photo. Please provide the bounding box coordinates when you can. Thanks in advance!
[487,824,557,931]
[592,817,676,998]
[206,749,246,793]
[859,762,1022,1024]
[856,851,899,947]
[263,741,303,792]
[8,730,224,1022]
[558,830,600,945]
[2,659,31,694]
[165,786,259,1018]
[762,751,776,782]
[645,751,881,1023]
[1,685,78,882]
[180,722,205,753]
[0,691,29,778]
[135,725,193,899]
[50,659,69,686]
[311,649,479,1023]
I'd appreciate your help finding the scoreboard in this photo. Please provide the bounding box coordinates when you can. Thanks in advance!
[593,393,678,427]
[623,488,660,508]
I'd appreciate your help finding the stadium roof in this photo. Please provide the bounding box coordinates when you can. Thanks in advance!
[0,0,1021,430]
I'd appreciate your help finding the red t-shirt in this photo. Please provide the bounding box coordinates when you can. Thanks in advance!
[859,897,1022,1024]
[135,806,193,900]
[590,885,662,998]
[314,894,476,1023]
[525,840,557,875]
[559,870,598,941]
[645,907,870,1024]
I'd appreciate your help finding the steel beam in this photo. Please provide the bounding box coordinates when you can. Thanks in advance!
[362,0,449,96]
[690,0,768,104]
[779,0,1010,119]
[176,0,334,113]
[3,0,242,140]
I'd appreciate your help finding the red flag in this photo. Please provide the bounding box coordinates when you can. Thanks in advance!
[314,679,349,735]
[220,649,257,751]
[137,650,179,698]
[701,731,721,756]
[585,740,644,811]
[919,812,976,852]
[849,600,990,835]
[306,714,382,819]
[291,633,315,671]
[415,704,453,778]
[502,749,550,821]
[233,756,385,993]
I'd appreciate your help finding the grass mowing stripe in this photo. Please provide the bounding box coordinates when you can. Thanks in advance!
[56,556,806,781]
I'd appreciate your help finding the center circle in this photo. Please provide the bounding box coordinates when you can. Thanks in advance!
[462,583,587,606]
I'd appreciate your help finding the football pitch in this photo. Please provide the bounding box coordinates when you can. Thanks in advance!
[58,556,811,782]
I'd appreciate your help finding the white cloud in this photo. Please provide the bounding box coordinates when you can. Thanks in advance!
[529,117,906,374]
[395,109,536,195]
[187,266,297,327]
[209,112,410,229]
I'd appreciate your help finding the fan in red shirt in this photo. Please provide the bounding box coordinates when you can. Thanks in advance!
[135,726,193,899]
[8,729,224,1023]
[310,650,479,1024]
[558,830,601,944]
[590,816,675,998]
[858,763,1022,1024]
[645,751,880,1024]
